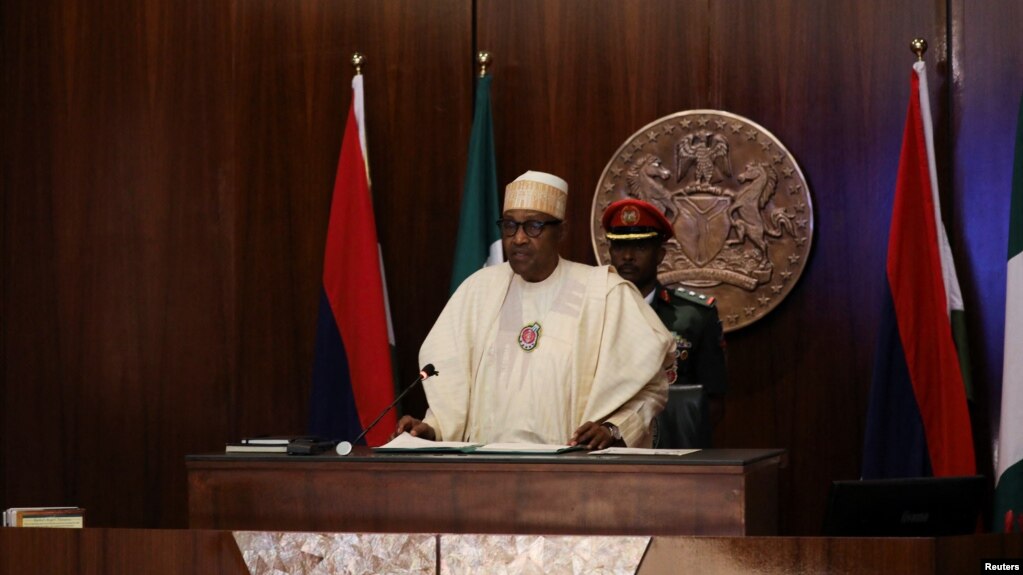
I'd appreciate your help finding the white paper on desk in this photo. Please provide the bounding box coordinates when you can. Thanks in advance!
[588,447,701,456]
[376,432,481,451]
[473,442,578,453]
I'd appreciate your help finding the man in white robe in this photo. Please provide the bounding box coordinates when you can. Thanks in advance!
[396,171,673,448]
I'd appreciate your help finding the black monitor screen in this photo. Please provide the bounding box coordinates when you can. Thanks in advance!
[822,475,985,537]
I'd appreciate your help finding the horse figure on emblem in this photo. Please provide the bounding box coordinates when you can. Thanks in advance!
[725,161,796,267]
[626,153,675,219]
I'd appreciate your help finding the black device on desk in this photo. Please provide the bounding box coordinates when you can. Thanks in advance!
[822,475,985,537]
[286,437,339,455]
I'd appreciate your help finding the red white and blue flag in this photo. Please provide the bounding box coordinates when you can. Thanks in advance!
[862,61,976,479]
[308,74,396,446]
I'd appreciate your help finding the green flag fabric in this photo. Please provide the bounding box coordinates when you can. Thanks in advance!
[450,75,503,294]
[994,93,1023,533]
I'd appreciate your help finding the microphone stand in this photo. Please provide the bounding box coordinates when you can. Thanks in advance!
[333,364,438,456]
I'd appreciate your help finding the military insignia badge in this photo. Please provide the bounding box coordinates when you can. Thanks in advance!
[675,335,692,361]
[518,322,541,351]
[621,205,640,225]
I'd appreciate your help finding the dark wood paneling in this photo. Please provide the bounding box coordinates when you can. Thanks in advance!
[0,528,248,575]
[951,0,1023,498]
[478,0,713,263]
[639,534,1023,575]
[709,0,947,534]
[2,0,1018,535]
[231,0,472,431]
[1,0,472,528]
[479,0,945,534]
[1,0,235,527]
[2,529,1019,575]
[187,450,782,535]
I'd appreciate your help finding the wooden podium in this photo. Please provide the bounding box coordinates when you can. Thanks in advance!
[187,448,784,536]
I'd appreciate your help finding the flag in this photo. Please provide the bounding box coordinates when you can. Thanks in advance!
[994,93,1023,532]
[862,61,976,479]
[450,74,503,294]
[308,74,397,447]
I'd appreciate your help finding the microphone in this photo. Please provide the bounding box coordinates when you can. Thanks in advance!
[335,363,439,456]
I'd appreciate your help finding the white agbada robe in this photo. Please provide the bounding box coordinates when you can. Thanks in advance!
[419,258,672,447]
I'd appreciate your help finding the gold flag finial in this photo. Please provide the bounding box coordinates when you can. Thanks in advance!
[351,52,365,75]
[478,51,492,78]
[910,38,927,62]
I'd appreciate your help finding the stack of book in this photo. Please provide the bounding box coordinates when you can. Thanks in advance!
[224,437,292,453]
[3,507,85,528]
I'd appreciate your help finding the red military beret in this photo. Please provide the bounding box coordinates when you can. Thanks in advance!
[601,198,674,241]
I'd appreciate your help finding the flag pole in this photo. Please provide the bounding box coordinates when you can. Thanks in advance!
[449,50,502,293]
[351,52,364,75]
[478,50,491,78]
[910,38,926,61]
[309,49,398,446]
[861,34,976,479]
[348,50,397,399]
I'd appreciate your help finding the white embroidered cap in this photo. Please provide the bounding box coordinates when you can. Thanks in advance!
[503,171,568,219]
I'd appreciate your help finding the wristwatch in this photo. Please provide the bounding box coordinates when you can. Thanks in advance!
[601,422,622,442]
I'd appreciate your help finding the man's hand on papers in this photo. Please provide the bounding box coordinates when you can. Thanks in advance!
[569,421,619,450]
[393,415,436,441]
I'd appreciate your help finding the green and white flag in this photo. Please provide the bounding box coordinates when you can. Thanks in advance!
[995,93,1023,533]
[450,74,502,294]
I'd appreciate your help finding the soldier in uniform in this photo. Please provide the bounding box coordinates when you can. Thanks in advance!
[601,198,727,441]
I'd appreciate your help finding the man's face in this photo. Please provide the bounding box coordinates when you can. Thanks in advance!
[609,238,665,296]
[501,209,564,282]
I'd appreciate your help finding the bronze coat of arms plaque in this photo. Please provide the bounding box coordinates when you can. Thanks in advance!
[591,110,814,332]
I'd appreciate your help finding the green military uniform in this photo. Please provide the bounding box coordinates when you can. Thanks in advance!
[601,197,727,448]
[650,284,727,395]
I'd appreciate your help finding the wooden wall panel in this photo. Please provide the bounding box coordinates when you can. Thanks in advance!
[0,528,248,574]
[2,0,67,521]
[230,0,472,432]
[0,0,472,528]
[479,0,944,534]
[1,0,1018,535]
[478,0,713,262]
[951,0,1023,486]
[1,0,235,527]
[709,0,946,534]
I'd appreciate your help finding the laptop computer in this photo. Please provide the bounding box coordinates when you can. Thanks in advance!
[822,475,985,537]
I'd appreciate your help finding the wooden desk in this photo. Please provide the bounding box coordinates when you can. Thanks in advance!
[187,448,784,536]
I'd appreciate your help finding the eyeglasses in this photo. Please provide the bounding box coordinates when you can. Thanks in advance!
[496,218,562,238]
